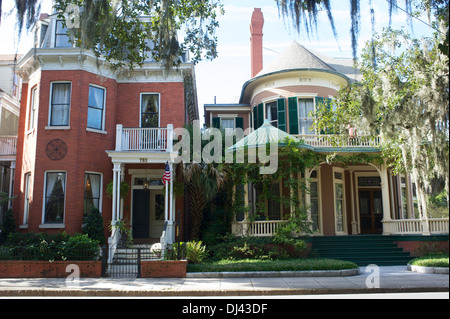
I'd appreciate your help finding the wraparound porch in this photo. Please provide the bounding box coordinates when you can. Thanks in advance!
[231,218,449,237]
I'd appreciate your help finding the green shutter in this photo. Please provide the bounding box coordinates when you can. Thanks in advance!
[257,103,264,128]
[212,117,220,129]
[277,98,286,132]
[236,117,244,130]
[252,106,257,129]
[288,97,299,134]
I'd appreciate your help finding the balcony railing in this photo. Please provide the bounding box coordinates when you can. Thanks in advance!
[293,134,381,149]
[0,136,17,156]
[115,125,173,152]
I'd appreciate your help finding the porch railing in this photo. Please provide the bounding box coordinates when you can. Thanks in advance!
[115,124,173,152]
[232,220,289,237]
[0,136,17,155]
[294,134,381,149]
[382,218,449,235]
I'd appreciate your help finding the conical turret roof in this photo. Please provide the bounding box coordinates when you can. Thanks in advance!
[255,41,336,77]
[226,120,299,152]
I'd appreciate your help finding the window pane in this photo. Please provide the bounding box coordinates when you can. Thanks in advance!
[88,86,105,109]
[141,94,159,128]
[55,20,72,48]
[84,173,101,220]
[51,83,71,126]
[87,108,102,130]
[44,172,66,223]
[221,119,234,129]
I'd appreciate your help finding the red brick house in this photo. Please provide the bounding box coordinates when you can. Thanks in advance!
[12,13,198,252]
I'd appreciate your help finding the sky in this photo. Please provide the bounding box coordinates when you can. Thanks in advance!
[0,0,437,124]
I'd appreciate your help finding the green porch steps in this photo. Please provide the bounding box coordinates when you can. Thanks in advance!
[310,235,412,266]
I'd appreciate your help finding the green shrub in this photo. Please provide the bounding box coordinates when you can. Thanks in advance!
[207,235,308,261]
[83,208,105,245]
[173,241,207,263]
[0,232,100,261]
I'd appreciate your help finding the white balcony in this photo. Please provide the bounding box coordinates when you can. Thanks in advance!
[293,134,381,149]
[0,136,17,156]
[115,125,173,152]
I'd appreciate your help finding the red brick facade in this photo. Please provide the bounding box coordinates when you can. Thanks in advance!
[13,68,188,240]
[0,261,102,278]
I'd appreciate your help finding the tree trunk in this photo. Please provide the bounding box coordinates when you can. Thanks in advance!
[188,182,207,240]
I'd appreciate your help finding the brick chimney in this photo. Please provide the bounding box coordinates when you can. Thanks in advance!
[250,8,264,78]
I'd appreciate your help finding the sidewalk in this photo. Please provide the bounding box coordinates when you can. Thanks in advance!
[0,266,448,297]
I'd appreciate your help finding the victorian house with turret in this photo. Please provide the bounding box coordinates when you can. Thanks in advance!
[204,8,448,265]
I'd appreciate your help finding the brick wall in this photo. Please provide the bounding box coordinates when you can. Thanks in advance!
[0,261,102,278]
[140,260,187,278]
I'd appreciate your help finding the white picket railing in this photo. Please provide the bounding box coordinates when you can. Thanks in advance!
[294,134,381,148]
[232,220,289,237]
[0,136,17,155]
[115,124,173,152]
[382,218,449,235]
[233,218,449,237]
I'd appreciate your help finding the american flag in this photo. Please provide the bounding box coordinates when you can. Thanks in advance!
[162,162,171,185]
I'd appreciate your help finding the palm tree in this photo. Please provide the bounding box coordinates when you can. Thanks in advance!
[176,124,227,240]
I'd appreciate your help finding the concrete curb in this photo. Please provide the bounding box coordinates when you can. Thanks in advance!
[0,287,448,297]
[186,268,360,278]
[407,264,449,274]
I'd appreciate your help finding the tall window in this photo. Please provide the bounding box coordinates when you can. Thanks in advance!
[298,98,315,135]
[265,101,278,128]
[28,87,37,131]
[23,173,31,225]
[333,169,345,233]
[309,169,320,232]
[49,83,71,126]
[87,85,106,130]
[84,173,101,220]
[54,20,72,48]
[44,172,66,224]
[141,93,160,128]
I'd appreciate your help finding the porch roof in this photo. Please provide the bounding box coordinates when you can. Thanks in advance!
[226,120,299,152]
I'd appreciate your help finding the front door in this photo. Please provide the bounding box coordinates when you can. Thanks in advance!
[132,189,150,239]
[149,189,165,238]
[359,189,383,234]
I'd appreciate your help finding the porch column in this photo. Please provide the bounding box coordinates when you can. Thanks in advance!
[381,161,392,235]
[168,162,175,244]
[305,168,312,223]
[8,161,15,209]
[349,169,358,234]
[112,163,122,223]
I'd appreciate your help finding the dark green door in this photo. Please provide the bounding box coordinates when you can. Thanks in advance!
[132,189,150,239]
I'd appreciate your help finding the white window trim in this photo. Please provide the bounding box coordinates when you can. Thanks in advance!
[40,170,67,227]
[304,167,322,235]
[23,172,32,226]
[140,92,161,128]
[48,81,72,128]
[297,96,316,135]
[26,86,38,134]
[84,171,103,214]
[333,167,347,235]
[263,99,278,126]
[87,84,107,133]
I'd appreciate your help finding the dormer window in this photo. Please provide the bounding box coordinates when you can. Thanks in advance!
[54,20,72,48]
